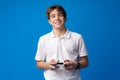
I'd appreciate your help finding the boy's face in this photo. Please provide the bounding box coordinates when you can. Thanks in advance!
[48,9,66,30]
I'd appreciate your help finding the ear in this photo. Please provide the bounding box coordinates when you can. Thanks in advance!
[48,20,51,25]
[63,17,66,23]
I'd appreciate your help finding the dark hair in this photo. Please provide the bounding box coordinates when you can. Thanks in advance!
[46,5,66,20]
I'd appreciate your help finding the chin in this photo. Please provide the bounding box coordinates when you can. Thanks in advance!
[56,26,64,29]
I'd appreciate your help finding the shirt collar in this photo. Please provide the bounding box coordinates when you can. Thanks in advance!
[50,29,71,38]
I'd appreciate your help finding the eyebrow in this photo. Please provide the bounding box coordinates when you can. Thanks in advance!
[50,12,63,16]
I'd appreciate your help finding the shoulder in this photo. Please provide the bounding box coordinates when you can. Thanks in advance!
[38,32,51,41]
[69,31,83,39]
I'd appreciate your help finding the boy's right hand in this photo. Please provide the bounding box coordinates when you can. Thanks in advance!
[46,59,58,70]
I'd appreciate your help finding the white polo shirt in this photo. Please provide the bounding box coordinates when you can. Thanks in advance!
[35,30,88,80]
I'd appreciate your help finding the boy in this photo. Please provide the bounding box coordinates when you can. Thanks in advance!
[35,5,89,80]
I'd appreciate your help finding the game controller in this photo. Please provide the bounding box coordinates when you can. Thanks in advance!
[56,62,69,68]
[56,62,63,66]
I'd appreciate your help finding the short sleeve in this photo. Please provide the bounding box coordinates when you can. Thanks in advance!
[35,37,46,61]
[78,36,88,57]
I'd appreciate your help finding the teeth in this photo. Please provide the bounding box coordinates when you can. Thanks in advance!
[56,23,60,24]
[55,21,61,25]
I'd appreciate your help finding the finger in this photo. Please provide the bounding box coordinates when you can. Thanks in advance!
[68,66,73,70]
[66,67,71,70]
[51,59,57,63]
[51,59,55,62]
[49,65,56,70]
[69,61,73,65]
[64,59,70,62]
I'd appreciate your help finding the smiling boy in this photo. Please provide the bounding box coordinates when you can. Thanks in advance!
[35,5,89,80]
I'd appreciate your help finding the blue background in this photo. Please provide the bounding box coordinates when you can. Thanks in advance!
[0,0,120,80]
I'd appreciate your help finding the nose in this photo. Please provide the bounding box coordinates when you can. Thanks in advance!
[55,15,59,20]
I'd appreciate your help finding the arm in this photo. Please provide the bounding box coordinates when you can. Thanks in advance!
[36,61,49,69]
[64,56,89,70]
[36,59,58,70]
[79,56,89,69]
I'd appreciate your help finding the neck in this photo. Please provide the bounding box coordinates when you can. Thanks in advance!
[53,28,67,37]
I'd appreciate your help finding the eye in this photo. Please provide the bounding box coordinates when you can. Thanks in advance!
[50,14,55,18]
[58,13,64,17]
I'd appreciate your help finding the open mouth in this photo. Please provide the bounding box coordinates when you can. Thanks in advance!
[54,21,62,25]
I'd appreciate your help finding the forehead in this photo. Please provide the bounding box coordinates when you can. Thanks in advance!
[49,9,62,15]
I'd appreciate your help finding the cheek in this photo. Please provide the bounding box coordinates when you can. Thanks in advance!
[49,19,54,23]
[63,18,66,22]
